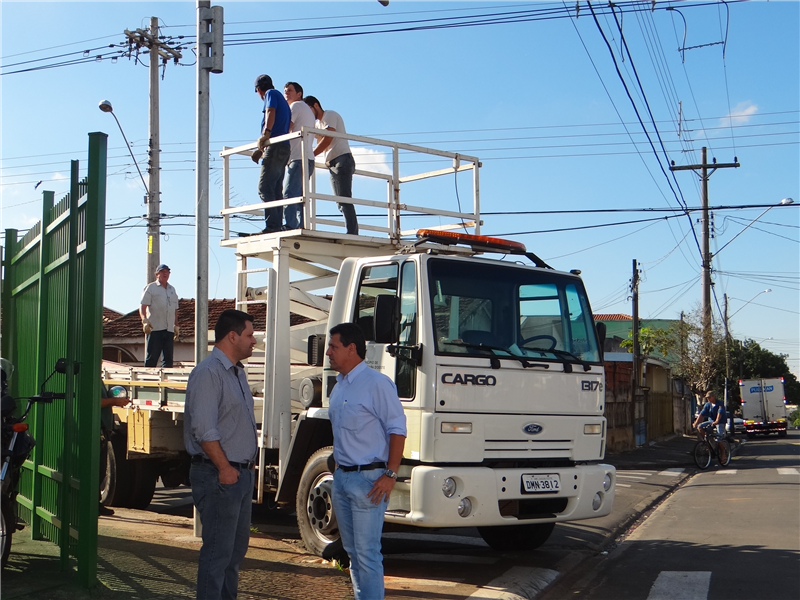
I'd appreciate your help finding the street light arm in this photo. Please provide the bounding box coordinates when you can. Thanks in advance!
[729,289,771,320]
[109,111,149,194]
[714,198,794,256]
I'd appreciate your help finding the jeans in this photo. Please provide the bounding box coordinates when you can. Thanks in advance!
[328,152,358,235]
[191,461,254,600]
[283,159,314,229]
[144,329,173,367]
[332,467,387,600]
[258,142,291,232]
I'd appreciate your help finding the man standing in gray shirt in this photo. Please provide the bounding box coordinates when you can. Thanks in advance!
[184,309,258,600]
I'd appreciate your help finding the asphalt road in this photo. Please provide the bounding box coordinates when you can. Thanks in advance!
[540,430,800,600]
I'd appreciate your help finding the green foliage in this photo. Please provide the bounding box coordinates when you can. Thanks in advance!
[789,409,800,427]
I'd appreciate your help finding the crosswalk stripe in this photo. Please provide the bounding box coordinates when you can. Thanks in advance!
[616,483,631,488]
[617,475,649,480]
[647,571,711,600]
[658,468,685,476]
[467,566,559,600]
[778,467,800,475]
[716,470,737,475]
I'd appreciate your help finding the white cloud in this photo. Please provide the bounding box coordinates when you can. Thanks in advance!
[722,101,758,127]
[352,147,392,177]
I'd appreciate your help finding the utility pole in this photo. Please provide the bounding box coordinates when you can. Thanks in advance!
[723,293,734,431]
[195,1,224,366]
[670,147,739,378]
[631,259,641,391]
[124,19,182,282]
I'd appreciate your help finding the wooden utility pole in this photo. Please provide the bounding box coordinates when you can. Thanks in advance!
[670,147,739,376]
[124,19,182,283]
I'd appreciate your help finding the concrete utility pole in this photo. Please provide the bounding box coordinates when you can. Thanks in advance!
[670,147,739,367]
[631,258,641,391]
[195,1,224,366]
[124,20,182,282]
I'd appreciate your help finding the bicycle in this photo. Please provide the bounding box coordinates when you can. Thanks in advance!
[693,424,731,469]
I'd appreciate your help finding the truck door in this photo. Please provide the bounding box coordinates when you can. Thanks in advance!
[353,261,418,401]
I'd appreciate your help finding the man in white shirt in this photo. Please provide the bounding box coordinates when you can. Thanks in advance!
[304,95,358,235]
[282,82,316,230]
[139,264,179,367]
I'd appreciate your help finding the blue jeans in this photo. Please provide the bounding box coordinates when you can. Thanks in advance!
[190,462,254,600]
[328,153,358,235]
[258,143,291,232]
[332,468,386,600]
[283,159,314,229]
[144,329,173,367]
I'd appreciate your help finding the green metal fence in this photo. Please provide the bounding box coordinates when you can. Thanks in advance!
[1,132,107,586]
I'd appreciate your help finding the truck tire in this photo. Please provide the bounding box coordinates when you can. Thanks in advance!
[778,430,787,438]
[1,498,13,569]
[101,435,135,507]
[296,446,340,557]
[477,522,555,552]
[127,461,158,509]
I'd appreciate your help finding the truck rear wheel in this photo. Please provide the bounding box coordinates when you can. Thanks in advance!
[478,522,555,552]
[101,435,134,507]
[296,446,340,556]
[127,461,158,509]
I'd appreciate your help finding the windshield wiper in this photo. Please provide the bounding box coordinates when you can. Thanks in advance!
[447,341,550,370]
[546,349,592,372]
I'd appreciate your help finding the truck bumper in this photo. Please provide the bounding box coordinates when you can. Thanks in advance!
[385,463,615,528]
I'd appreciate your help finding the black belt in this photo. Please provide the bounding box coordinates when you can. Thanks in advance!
[338,461,386,472]
[191,455,255,470]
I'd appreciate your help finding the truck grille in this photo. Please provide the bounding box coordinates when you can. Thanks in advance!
[485,439,572,458]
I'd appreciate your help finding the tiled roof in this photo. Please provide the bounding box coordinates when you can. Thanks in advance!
[103,307,124,323]
[104,299,311,341]
[594,314,633,321]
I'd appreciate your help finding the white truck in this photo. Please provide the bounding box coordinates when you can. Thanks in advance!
[103,130,616,554]
[739,377,788,439]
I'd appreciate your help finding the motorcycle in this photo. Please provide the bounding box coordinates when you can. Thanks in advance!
[1,358,67,569]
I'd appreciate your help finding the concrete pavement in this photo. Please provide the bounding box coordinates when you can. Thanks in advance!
[2,434,721,600]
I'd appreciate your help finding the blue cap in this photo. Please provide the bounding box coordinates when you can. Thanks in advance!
[156,264,170,272]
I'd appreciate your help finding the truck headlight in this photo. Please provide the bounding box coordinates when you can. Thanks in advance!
[603,473,613,492]
[592,492,603,511]
[458,498,472,517]
[442,477,457,498]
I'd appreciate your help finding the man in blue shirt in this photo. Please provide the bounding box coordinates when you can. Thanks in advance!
[693,390,728,463]
[326,322,406,600]
[184,309,258,600]
[251,74,291,234]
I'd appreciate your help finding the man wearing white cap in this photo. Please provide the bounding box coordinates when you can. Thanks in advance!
[140,264,180,367]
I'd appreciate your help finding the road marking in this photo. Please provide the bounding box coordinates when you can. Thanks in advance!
[658,468,685,477]
[618,471,655,476]
[716,470,737,475]
[387,553,498,564]
[778,467,800,475]
[616,483,631,488]
[467,566,559,600]
[617,475,649,480]
[385,575,460,587]
[647,571,711,600]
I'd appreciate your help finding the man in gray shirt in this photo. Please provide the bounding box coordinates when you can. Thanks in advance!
[184,309,258,600]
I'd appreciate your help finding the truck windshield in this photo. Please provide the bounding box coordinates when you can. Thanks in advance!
[428,258,601,364]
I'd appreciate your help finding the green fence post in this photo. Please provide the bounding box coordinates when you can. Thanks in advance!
[75,132,107,586]
[30,190,54,540]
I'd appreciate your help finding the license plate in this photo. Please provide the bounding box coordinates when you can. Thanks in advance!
[521,473,561,493]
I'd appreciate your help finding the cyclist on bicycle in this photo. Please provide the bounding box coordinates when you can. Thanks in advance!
[693,390,727,462]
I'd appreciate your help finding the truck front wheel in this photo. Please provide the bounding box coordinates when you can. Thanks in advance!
[478,522,555,552]
[296,447,340,556]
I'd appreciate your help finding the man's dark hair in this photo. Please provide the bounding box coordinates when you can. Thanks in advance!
[304,95,322,111]
[215,309,254,342]
[255,74,274,92]
[285,81,303,97]
[330,322,366,359]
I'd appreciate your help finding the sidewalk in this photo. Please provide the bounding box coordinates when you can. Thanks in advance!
[2,434,714,600]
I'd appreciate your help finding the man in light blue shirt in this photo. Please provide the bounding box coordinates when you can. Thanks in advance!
[327,322,406,600]
[184,309,258,600]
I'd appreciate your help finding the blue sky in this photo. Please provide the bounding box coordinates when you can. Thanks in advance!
[1,1,798,375]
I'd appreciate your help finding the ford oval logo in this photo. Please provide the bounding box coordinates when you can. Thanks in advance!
[523,423,543,435]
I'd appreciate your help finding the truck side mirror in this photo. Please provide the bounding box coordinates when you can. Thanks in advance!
[374,295,399,344]
[595,322,606,362]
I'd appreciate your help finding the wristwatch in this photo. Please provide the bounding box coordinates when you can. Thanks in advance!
[384,469,397,480]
